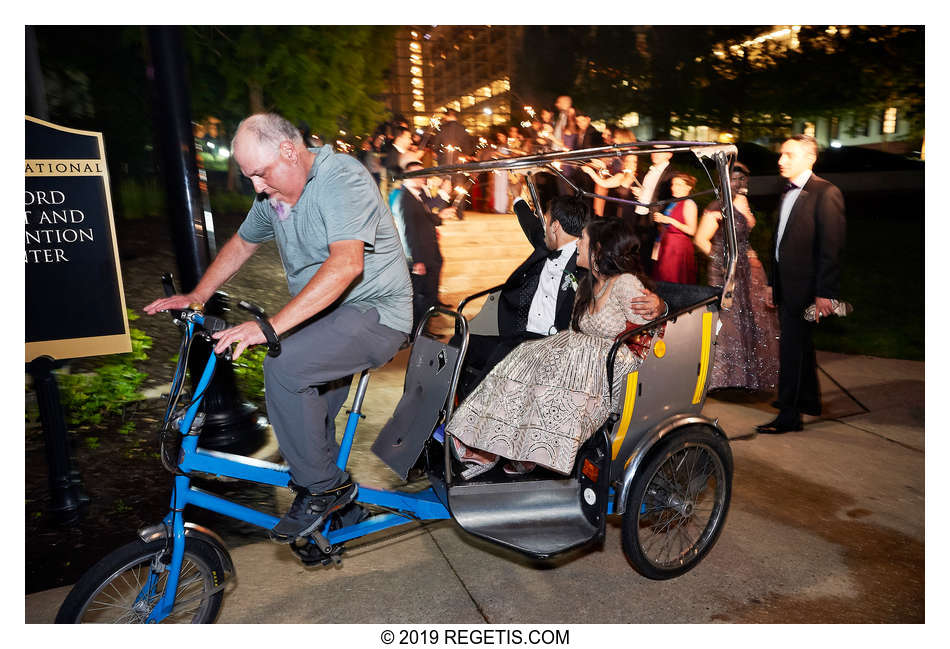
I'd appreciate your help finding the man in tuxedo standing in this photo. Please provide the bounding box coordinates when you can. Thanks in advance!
[430,108,475,219]
[552,95,573,143]
[632,151,676,273]
[455,194,664,400]
[573,110,604,197]
[392,160,457,333]
[757,135,846,434]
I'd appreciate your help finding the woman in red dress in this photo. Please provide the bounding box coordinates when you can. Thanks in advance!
[652,173,698,284]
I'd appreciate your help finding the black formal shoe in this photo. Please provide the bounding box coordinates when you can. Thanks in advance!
[756,416,803,435]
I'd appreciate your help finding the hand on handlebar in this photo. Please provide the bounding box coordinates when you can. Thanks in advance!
[212,320,266,360]
[144,293,201,315]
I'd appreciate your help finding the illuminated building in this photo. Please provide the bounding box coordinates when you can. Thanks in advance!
[708,25,916,153]
[388,26,524,136]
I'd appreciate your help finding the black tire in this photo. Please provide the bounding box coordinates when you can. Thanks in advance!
[55,537,225,623]
[621,426,732,580]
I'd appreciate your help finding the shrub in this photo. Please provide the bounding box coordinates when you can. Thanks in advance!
[57,310,153,433]
[231,345,267,409]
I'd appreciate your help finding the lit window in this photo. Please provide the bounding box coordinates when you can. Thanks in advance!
[619,111,639,128]
[411,77,424,88]
[410,66,422,76]
[409,42,421,53]
[804,122,815,137]
[882,107,898,134]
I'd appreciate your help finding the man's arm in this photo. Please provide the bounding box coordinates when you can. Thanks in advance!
[815,183,846,301]
[211,239,365,359]
[144,233,260,314]
[513,197,546,250]
[814,183,847,319]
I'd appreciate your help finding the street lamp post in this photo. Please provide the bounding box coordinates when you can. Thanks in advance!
[147,26,267,454]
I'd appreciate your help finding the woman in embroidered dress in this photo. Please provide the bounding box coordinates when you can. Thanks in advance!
[446,218,652,478]
[694,162,779,391]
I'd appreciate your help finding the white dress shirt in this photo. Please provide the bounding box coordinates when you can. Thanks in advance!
[635,161,669,215]
[526,240,578,335]
[775,169,812,262]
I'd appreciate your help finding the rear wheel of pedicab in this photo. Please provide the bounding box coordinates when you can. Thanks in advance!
[55,537,224,623]
[621,427,732,580]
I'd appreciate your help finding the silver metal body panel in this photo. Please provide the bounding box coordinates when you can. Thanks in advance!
[608,301,720,476]
[465,290,501,337]
[449,480,596,558]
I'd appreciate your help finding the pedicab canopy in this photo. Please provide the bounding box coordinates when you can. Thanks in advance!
[25,116,131,362]
[398,140,739,310]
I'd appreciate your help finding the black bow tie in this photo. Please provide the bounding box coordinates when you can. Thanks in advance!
[782,181,799,195]
[547,248,563,260]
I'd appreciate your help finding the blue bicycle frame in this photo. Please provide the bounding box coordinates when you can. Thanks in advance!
[145,311,451,622]
[145,309,619,622]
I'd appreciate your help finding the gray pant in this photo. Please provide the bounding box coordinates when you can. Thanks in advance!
[263,306,407,491]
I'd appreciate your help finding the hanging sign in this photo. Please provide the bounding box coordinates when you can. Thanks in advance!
[25,116,130,362]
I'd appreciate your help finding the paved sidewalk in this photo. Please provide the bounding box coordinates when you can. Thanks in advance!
[26,350,925,623]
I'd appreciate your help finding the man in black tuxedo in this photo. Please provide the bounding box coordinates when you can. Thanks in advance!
[574,111,604,150]
[393,161,456,333]
[455,194,664,400]
[572,110,605,198]
[632,151,676,273]
[757,135,846,434]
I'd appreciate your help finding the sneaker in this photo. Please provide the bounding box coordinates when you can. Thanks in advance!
[331,503,371,530]
[270,476,357,543]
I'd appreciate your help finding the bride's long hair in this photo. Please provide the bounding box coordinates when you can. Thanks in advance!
[571,218,652,331]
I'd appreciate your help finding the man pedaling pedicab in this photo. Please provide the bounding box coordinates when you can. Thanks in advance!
[145,113,413,543]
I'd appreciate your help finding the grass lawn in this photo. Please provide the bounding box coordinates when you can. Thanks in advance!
[745,189,924,361]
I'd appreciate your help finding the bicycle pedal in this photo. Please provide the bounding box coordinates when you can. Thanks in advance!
[289,535,345,567]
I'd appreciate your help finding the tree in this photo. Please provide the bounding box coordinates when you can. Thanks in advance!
[35,26,157,184]
[184,26,396,142]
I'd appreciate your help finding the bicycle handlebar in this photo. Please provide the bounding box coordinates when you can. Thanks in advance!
[158,274,281,358]
[239,300,282,358]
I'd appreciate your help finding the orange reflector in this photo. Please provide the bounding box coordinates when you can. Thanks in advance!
[582,459,599,482]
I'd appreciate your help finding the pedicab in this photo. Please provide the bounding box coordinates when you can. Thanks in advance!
[55,141,739,623]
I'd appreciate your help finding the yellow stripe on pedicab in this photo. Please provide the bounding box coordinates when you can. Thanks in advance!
[611,371,639,460]
[692,311,713,404]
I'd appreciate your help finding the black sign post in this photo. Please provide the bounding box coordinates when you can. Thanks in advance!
[25,116,131,522]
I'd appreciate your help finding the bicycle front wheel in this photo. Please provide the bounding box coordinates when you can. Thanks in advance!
[55,537,224,623]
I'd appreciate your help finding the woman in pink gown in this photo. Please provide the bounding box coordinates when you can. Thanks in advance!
[652,173,698,284]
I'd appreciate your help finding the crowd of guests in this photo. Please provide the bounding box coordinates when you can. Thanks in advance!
[352,102,844,475]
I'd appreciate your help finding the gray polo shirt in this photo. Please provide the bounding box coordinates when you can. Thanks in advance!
[237,145,413,334]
